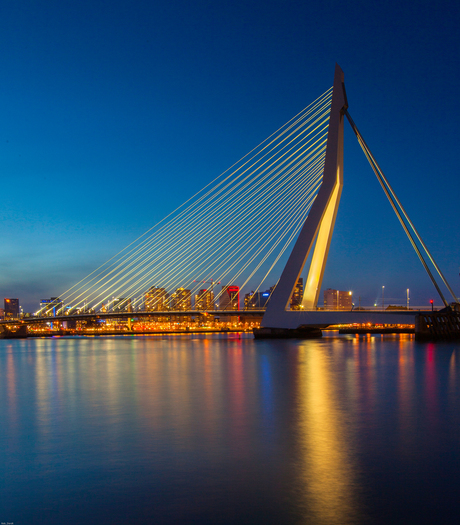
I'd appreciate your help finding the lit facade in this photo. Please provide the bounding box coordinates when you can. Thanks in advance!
[171,288,192,310]
[4,298,19,319]
[39,297,63,317]
[144,287,169,311]
[220,285,239,310]
[195,289,214,310]
[324,289,352,310]
[244,290,271,308]
[290,278,304,310]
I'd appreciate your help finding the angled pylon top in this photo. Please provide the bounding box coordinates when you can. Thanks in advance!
[262,64,348,327]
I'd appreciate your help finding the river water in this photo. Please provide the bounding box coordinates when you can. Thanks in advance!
[1,333,459,524]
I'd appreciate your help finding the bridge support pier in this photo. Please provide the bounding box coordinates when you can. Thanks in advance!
[415,311,460,340]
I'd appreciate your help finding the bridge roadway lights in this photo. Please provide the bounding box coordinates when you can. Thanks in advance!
[20,310,265,332]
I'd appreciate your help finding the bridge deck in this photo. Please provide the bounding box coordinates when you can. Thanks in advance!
[1,309,432,327]
[260,309,427,329]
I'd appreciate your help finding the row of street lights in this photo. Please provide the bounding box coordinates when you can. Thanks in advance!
[380,286,433,311]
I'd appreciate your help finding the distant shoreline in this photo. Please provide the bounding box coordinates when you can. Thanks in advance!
[24,328,250,338]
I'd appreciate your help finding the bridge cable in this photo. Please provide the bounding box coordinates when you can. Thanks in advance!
[345,110,456,306]
[52,88,333,315]
[64,129,328,311]
[56,88,332,302]
[55,94,331,312]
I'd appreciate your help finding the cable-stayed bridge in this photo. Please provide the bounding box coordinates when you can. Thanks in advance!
[7,64,459,338]
[37,76,335,320]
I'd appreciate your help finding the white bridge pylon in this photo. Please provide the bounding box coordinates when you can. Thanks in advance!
[261,64,457,330]
[262,64,348,329]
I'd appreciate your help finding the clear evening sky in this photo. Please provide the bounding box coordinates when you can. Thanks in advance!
[1,0,459,312]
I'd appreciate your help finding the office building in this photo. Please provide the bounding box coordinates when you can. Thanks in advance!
[244,290,271,309]
[220,285,239,310]
[290,278,304,310]
[171,288,192,310]
[195,289,214,310]
[4,298,19,319]
[324,289,352,310]
[39,297,63,317]
[144,287,169,311]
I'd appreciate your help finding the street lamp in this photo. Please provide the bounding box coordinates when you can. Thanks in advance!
[382,286,385,310]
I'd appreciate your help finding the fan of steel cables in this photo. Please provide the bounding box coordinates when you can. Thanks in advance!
[48,87,333,314]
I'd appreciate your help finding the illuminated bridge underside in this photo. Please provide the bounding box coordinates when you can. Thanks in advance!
[261,309,423,329]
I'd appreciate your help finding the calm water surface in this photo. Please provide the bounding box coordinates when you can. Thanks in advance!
[1,333,460,524]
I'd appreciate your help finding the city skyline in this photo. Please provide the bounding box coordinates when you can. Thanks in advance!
[1,0,459,312]
[1,280,445,318]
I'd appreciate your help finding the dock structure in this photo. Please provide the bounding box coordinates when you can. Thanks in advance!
[415,311,460,340]
[256,65,459,339]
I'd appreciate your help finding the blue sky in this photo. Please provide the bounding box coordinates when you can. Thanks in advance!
[1,0,459,311]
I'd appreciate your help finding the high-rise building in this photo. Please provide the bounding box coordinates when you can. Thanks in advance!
[244,290,271,309]
[4,298,20,319]
[220,285,239,310]
[171,288,192,310]
[39,297,63,317]
[290,278,304,310]
[195,289,214,310]
[144,287,169,311]
[324,289,352,310]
